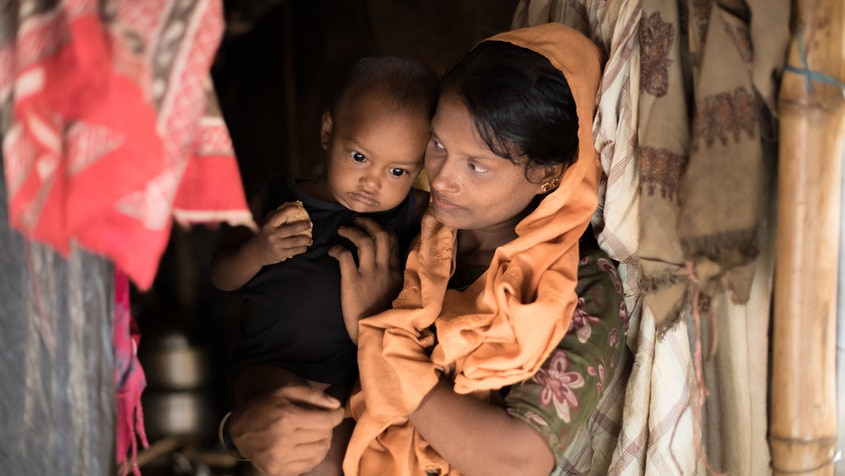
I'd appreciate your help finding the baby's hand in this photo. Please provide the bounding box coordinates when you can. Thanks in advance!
[250,202,313,266]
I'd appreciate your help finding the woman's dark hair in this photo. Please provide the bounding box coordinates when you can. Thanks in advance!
[438,40,579,171]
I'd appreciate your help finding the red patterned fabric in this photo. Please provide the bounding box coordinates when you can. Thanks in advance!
[0,0,254,290]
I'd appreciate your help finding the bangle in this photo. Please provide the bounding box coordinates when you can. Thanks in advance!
[218,411,250,461]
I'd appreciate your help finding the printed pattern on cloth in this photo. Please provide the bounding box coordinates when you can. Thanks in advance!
[506,247,629,468]
[691,87,758,151]
[638,145,684,201]
[0,0,254,290]
[636,0,690,332]
[639,11,674,98]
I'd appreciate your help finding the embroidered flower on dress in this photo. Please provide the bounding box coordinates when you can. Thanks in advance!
[599,258,623,294]
[587,358,607,395]
[569,298,601,343]
[518,410,551,429]
[608,328,620,348]
[534,350,584,423]
[619,300,630,329]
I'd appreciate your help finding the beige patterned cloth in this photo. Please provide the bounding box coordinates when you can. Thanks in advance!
[514,0,787,474]
[640,0,787,329]
[676,0,788,314]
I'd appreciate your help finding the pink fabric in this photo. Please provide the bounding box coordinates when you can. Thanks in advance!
[114,267,148,476]
[0,0,254,290]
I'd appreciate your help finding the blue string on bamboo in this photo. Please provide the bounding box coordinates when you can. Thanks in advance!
[784,25,845,96]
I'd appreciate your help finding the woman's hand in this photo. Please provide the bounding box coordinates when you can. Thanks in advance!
[229,384,345,476]
[329,217,402,344]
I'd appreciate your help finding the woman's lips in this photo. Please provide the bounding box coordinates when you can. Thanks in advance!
[431,193,461,211]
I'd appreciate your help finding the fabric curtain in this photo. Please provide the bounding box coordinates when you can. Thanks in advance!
[0,0,254,291]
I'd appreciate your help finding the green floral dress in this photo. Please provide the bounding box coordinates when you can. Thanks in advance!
[502,239,629,465]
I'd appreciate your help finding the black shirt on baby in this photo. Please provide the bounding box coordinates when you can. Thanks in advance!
[230,177,421,386]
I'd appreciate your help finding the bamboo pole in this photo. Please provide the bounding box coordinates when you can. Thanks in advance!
[770,0,845,474]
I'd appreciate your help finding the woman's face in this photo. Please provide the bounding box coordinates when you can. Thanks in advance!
[425,92,545,232]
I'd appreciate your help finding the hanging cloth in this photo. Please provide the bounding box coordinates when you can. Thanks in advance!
[114,266,148,476]
[675,0,788,314]
[639,0,789,331]
[0,0,254,290]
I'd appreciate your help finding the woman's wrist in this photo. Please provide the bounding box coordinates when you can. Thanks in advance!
[218,411,250,461]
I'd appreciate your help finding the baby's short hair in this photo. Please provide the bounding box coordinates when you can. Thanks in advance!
[332,55,438,120]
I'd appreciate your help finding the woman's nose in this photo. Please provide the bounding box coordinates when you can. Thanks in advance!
[427,156,458,193]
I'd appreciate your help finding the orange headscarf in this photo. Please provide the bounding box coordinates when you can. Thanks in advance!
[344,23,602,476]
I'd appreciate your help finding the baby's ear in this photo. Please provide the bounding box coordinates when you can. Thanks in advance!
[320,111,333,150]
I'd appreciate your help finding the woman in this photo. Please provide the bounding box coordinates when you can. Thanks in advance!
[224,23,627,476]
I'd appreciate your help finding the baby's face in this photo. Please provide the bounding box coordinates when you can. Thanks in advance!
[321,96,428,213]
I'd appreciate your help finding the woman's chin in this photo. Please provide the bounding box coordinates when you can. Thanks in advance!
[430,207,463,229]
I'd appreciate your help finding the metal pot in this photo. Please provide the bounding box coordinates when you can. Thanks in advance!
[139,330,212,391]
[142,389,215,441]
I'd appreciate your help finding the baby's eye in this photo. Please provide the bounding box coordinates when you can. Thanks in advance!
[351,151,366,162]
[388,168,407,177]
[431,138,445,150]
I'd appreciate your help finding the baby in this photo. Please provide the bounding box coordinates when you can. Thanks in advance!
[210,54,436,475]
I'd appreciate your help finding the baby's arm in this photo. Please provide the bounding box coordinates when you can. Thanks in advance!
[210,199,312,291]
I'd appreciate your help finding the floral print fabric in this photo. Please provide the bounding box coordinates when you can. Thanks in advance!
[504,243,628,464]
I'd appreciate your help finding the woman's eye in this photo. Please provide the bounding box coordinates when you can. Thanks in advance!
[426,139,446,160]
[351,151,366,162]
[468,161,488,173]
[388,168,407,177]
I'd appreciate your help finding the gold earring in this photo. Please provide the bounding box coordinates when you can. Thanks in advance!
[540,177,561,193]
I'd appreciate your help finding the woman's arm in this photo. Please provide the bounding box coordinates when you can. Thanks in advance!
[413,244,629,476]
[410,381,555,476]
